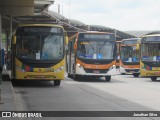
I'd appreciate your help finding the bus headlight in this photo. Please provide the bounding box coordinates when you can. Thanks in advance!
[77,63,83,69]
[54,66,64,73]
[109,65,116,70]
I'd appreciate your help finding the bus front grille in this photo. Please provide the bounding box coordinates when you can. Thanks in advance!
[84,69,108,73]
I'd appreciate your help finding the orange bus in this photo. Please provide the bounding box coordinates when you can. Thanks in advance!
[66,31,117,81]
[120,38,140,77]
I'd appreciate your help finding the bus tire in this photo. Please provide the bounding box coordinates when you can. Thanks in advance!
[54,80,61,86]
[11,78,17,84]
[68,73,71,78]
[70,74,73,79]
[133,73,140,77]
[105,76,111,82]
[73,74,78,81]
[121,73,126,75]
[151,77,157,81]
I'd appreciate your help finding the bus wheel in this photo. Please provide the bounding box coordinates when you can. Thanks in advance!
[73,74,78,81]
[121,73,126,75]
[151,77,157,81]
[105,76,111,82]
[54,80,61,86]
[11,78,16,84]
[70,74,73,79]
[68,73,71,78]
[133,73,140,77]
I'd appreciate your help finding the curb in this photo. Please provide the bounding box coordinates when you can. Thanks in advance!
[0,80,17,111]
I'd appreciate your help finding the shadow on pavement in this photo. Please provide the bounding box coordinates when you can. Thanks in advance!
[11,80,55,88]
[72,76,127,83]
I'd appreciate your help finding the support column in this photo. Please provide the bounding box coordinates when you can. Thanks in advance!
[5,30,9,52]
[0,15,2,103]
[9,16,12,50]
[0,15,2,50]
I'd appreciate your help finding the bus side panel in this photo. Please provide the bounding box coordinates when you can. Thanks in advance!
[70,53,76,75]
[11,44,16,79]
[14,58,65,80]
[66,53,75,75]
[67,35,77,76]
[140,61,160,77]
[116,41,121,68]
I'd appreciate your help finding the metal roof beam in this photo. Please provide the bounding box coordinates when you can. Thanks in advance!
[34,0,54,5]
[34,9,42,12]
[2,15,19,23]
[0,0,34,16]
[34,13,43,16]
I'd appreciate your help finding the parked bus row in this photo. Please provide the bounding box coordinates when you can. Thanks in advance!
[9,23,160,86]
[117,34,160,81]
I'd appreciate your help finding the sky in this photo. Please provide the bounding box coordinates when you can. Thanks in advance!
[49,0,160,31]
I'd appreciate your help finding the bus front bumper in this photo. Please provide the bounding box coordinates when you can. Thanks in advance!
[76,65,117,76]
[15,70,65,80]
[120,66,140,74]
[140,69,160,77]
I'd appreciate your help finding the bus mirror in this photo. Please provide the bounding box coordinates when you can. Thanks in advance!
[65,36,68,45]
[13,35,16,44]
[136,44,140,50]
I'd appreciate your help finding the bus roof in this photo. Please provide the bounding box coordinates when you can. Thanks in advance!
[121,38,140,45]
[17,24,64,29]
[68,31,114,41]
[121,38,140,42]
[78,31,114,34]
[142,34,160,37]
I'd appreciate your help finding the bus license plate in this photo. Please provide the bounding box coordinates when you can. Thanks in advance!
[93,70,100,73]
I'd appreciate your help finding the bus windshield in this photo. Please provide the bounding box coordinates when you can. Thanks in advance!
[77,40,115,60]
[16,26,64,60]
[141,43,160,62]
[121,46,139,62]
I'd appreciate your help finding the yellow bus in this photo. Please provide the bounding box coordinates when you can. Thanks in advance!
[66,31,117,81]
[139,34,160,81]
[11,24,68,86]
[120,38,140,77]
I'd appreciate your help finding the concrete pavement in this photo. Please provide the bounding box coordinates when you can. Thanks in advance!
[0,80,17,111]
[0,69,17,111]
[0,70,160,120]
